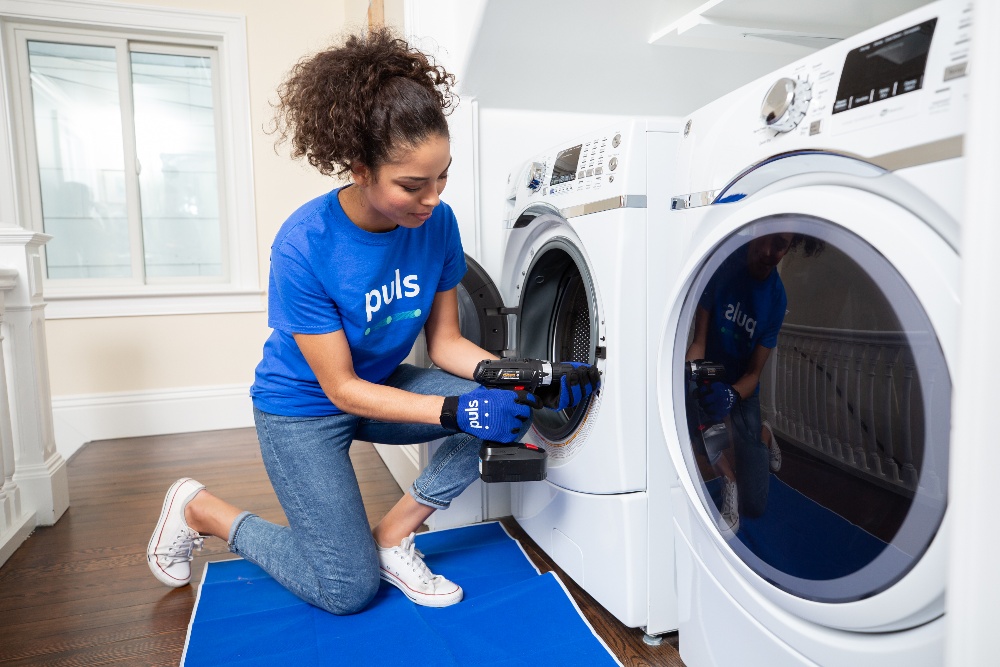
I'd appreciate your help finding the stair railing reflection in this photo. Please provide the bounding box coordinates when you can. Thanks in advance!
[762,324,925,494]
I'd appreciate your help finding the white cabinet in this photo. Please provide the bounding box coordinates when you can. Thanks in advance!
[650,0,935,54]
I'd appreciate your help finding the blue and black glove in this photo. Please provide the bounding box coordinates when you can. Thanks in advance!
[440,387,538,443]
[697,381,738,422]
[537,362,602,412]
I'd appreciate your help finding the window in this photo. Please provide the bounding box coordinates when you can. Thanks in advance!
[0,0,259,318]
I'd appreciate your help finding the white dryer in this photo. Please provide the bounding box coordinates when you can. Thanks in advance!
[650,1,969,665]
[463,118,682,637]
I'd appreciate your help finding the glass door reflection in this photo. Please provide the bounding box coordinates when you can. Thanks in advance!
[677,215,949,603]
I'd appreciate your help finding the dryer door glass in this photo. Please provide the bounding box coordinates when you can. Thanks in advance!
[518,238,599,442]
[674,214,949,603]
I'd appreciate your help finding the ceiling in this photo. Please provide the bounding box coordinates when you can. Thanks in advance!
[457,0,935,117]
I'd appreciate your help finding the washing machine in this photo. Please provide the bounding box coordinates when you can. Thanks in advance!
[649,1,969,665]
[460,118,682,636]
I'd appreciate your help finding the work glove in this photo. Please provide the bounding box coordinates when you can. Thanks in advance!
[697,381,738,422]
[537,362,601,412]
[440,387,538,443]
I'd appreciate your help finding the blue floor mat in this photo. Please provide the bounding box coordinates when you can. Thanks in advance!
[182,522,621,666]
[706,474,910,580]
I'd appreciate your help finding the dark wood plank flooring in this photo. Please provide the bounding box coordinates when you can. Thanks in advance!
[0,428,683,666]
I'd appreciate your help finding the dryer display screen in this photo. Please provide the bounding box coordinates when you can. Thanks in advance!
[550,144,582,186]
[833,18,937,115]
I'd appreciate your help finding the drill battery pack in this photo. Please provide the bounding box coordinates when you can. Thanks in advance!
[479,442,547,483]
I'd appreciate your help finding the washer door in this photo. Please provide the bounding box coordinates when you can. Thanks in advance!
[515,236,600,444]
[662,184,955,631]
[501,209,656,494]
[456,254,507,357]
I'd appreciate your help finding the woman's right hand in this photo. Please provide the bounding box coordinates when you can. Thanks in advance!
[440,387,538,443]
[698,381,738,422]
[536,362,601,411]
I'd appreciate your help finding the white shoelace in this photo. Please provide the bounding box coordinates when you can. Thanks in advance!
[159,526,204,564]
[398,533,440,585]
[722,481,738,517]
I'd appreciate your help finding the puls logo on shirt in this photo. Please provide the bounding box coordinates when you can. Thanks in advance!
[724,301,757,339]
[366,269,420,322]
[362,270,424,336]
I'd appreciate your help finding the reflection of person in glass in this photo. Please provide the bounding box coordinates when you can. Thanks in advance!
[686,233,819,534]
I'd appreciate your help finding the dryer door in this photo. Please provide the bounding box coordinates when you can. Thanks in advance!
[456,254,507,357]
[663,184,955,632]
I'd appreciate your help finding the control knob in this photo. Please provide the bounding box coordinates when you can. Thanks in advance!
[760,77,812,133]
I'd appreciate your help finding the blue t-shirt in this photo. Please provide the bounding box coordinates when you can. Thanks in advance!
[699,244,787,388]
[250,185,467,416]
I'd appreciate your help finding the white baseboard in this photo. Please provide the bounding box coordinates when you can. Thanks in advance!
[51,384,255,460]
[0,508,35,569]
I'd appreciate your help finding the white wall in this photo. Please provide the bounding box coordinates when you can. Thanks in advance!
[946,0,1000,662]
[401,1,488,261]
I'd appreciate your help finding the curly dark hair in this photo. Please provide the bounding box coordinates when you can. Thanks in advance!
[271,27,457,178]
[788,234,825,257]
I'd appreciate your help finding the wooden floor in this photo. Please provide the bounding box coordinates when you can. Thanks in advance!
[0,428,684,666]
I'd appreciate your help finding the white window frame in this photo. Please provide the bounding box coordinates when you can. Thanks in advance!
[0,0,260,318]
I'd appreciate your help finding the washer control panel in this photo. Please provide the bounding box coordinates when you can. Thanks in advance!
[502,119,679,228]
[543,130,621,197]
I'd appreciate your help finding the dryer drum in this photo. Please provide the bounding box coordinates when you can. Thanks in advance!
[675,214,949,604]
[518,241,599,444]
[552,273,592,363]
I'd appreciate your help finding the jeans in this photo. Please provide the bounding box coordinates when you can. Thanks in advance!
[229,364,531,615]
[730,394,770,518]
[687,385,769,518]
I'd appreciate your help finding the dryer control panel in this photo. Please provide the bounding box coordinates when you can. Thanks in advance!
[675,0,971,197]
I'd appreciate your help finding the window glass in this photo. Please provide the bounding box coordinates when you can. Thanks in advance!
[28,40,131,279]
[131,50,222,278]
[24,37,224,285]
[4,5,258,317]
[677,215,948,602]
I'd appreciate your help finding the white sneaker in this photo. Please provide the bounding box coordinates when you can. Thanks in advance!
[720,478,740,535]
[763,420,782,472]
[147,478,206,587]
[378,533,463,607]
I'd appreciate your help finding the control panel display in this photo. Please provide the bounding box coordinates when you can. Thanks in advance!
[833,18,937,115]
[550,144,582,186]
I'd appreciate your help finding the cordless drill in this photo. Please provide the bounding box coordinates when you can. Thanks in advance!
[471,358,566,483]
[686,360,731,461]
[687,359,726,386]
